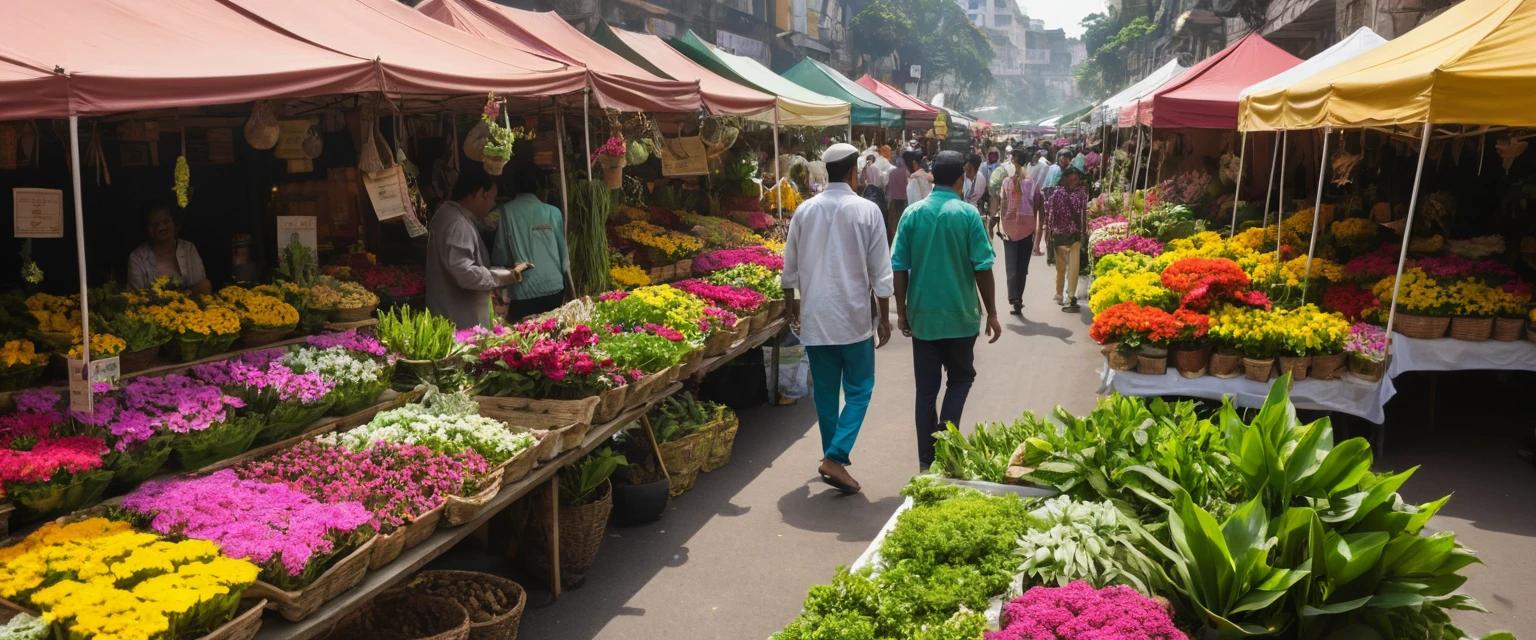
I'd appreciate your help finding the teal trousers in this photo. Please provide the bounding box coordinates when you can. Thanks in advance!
[805,338,876,466]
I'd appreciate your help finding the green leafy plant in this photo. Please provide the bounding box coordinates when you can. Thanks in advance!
[559,447,627,506]
[648,392,714,443]
[1012,496,1165,595]
[102,314,171,353]
[276,235,318,287]
[598,331,692,373]
[376,306,459,361]
[929,419,1039,484]
[569,180,613,296]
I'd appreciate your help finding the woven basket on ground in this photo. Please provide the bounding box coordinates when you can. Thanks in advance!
[444,468,505,527]
[658,431,708,496]
[248,537,375,622]
[1449,316,1493,341]
[522,482,614,577]
[1492,317,1525,341]
[701,411,741,473]
[322,592,469,640]
[402,505,446,549]
[405,571,526,640]
[329,304,378,323]
[1394,313,1449,339]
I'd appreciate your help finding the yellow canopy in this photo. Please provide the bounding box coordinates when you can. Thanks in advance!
[1241,0,1536,130]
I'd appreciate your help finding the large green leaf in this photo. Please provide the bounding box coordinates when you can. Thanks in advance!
[1323,531,1389,586]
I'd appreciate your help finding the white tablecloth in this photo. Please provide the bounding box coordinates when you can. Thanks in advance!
[1102,336,1536,424]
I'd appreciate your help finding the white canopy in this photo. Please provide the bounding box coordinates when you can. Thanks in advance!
[1091,59,1187,127]
[1240,27,1388,98]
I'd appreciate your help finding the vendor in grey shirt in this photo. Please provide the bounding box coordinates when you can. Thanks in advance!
[426,167,524,329]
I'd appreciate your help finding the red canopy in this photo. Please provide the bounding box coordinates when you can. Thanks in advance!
[596,25,775,118]
[417,0,702,112]
[1120,33,1301,129]
[0,0,380,117]
[855,75,937,130]
[220,0,586,99]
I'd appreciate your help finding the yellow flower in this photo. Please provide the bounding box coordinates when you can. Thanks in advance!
[1372,268,1451,315]
[1088,271,1175,314]
[0,339,43,368]
[1447,279,1503,317]
[68,333,127,360]
[616,221,705,260]
[609,264,651,288]
[307,279,379,310]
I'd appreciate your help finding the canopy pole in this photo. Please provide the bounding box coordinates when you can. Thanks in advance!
[1229,130,1247,237]
[68,116,91,397]
[1274,130,1289,258]
[1262,131,1281,239]
[1130,124,1144,192]
[1384,120,1434,351]
[1302,126,1332,298]
[582,90,593,171]
[773,109,783,221]
[554,99,572,289]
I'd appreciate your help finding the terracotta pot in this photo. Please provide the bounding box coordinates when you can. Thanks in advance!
[1277,355,1312,382]
[1172,345,1211,379]
[1209,350,1242,378]
[1242,357,1275,382]
[1491,317,1524,341]
[1310,353,1347,380]
[1348,352,1388,382]
[1135,346,1168,375]
[1103,343,1136,371]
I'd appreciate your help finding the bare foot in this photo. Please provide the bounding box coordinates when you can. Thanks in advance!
[817,459,861,494]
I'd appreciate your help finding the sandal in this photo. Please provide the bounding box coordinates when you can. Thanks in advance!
[819,472,861,495]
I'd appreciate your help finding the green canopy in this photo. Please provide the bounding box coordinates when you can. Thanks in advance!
[781,58,901,128]
[669,30,849,127]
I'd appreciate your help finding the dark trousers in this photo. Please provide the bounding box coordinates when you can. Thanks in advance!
[885,199,907,242]
[506,289,565,322]
[912,335,978,468]
[1001,237,1034,307]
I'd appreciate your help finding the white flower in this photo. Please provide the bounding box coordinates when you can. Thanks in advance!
[336,401,535,465]
[284,346,386,386]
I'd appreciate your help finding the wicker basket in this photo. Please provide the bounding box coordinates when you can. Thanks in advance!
[475,394,601,429]
[118,347,162,373]
[405,571,526,640]
[241,325,294,348]
[594,385,628,425]
[323,592,470,640]
[1492,317,1525,341]
[1277,355,1312,381]
[679,349,706,378]
[657,431,708,496]
[402,505,446,549]
[444,469,504,527]
[1393,313,1449,339]
[1242,357,1275,382]
[369,526,409,570]
[764,298,785,321]
[1348,353,1388,382]
[703,327,736,357]
[1310,353,1347,380]
[730,316,752,343]
[1449,316,1493,341]
[248,537,376,622]
[497,444,539,487]
[1103,344,1135,371]
[202,598,267,640]
[329,304,378,323]
[673,259,693,277]
[647,264,676,283]
[523,482,614,577]
[701,412,740,473]
[1209,350,1242,378]
[748,309,771,333]
[530,430,562,463]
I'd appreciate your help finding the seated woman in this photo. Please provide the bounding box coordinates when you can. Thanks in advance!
[127,205,210,295]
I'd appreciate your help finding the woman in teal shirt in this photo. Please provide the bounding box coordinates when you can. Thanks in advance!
[492,168,568,321]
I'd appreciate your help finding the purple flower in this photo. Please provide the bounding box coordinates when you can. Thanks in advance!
[194,359,335,405]
[71,374,243,450]
[1092,236,1164,257]
[307,330,388,358]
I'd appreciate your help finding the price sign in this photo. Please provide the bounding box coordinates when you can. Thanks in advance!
[13,188,63,238]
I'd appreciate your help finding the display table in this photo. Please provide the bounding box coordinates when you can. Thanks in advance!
[1102,334,1536,424]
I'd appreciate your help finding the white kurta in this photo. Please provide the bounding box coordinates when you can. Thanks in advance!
[781,183,895,347]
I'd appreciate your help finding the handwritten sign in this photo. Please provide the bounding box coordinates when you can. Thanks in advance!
[13,188,63,238]
[362,165,411,221]
[276,216,318,259]
[659,136,708,176]
[275,119,315,160]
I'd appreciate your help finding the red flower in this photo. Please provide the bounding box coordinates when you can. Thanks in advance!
[1322,283,1378,321]
[1089,302,1182,346]
[1161,257,1257,311]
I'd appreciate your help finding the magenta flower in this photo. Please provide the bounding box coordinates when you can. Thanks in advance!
[307,330,388,358]
[0,435,107,485]
[194,358,335,405]
[670,279,766,313]
[72,374,244,450]
[988,582,1188,640]
[691,246,783,275]
[1092,236,1164,258]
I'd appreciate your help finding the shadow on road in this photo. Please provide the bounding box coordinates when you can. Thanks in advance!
[776,481,905,542]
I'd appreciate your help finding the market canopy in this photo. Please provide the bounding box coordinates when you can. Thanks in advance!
[1092,59,1187,128]
[856,75,938,131]
[416,0,701,113]
[1239,27,1387,131]
[1122,33,1301,129]
[220,0,586,99]
[1242,0,1536,129]
[781,58,902,128]
[0,0,383,117]
[593,24,776,119]
[669,30,849,126]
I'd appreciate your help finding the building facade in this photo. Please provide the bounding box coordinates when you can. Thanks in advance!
[1222,0,1462,57]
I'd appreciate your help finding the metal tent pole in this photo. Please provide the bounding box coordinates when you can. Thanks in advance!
[554,100,572,288]
[1228,130,1247,237]
[773,108,783,221]
[1302,126,1333,298]
[1274,130,1289,258]
[1262,130,1281,229]
[582,90,593,171]
[1130,124,1144,192]
[1384,120,1435,350]
[68,116,92,405]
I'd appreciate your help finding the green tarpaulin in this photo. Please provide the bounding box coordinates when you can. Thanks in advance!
[669,30,849,127]
[781,58,901,128]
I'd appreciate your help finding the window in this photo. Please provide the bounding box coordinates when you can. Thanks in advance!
[969,0,980,8]
[996,14,1012,26]
[995,0,1008,7]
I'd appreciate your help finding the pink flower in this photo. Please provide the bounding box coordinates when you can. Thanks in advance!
[670,279,766,313]
[988,582,1187,640]
[0,435,107,485]
[1092,236,1163,257]
[691,246,783,275]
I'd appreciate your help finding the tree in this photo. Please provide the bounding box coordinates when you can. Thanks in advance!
[1075,14,1154,100]
[849,0,913,63]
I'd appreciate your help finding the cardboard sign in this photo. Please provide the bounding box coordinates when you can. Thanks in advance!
[276,216,318,261]
[13,188,63,238]
[67,358,93,414]
[659,137,708,176]
[362,165,411,221]
[275,119,314,160]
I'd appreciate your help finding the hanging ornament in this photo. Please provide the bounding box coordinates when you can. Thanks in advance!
[245,101,281,150]
[174,127,190,208]
[1496,134,1527,172]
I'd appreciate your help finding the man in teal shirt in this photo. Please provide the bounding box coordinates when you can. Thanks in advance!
[892,151,1002,470]
[492,168,569,321]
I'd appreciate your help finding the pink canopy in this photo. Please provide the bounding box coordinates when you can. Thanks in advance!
[598,25,775,117]
[219,0,586,98]
[855,75,937,130]
[417,0,702,113]
[0,0,380,117]
[1120,33,1301,129]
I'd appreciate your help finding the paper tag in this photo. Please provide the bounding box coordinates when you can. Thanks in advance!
[659,137,708,176]
[277,216,318,260]
[91,357,121,389]
[13,188,64,238]
[67,358,93,414]
[402,212,428,238]
[362,165,410,221]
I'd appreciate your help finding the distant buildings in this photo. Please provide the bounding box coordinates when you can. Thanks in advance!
[1222,0,1460,56]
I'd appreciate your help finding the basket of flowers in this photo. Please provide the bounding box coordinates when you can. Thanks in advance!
[219,286,300,347]
[103,314,171,372]
[462,319,635,433]
[0,434,113,524]
[1372,268,1452,339]
[193,353,336,446]
[310,277,381,324]
[285,344,392,417]
[141,298,242,362]
[1345,322,1389,382]
[703,264,783,332]
[0,339,46,391]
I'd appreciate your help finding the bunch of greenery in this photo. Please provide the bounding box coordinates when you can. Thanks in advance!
[376,306,459,361]
[559,447,627,506]
[648,392,718,444]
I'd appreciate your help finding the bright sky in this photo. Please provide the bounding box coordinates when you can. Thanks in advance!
[1017,0,1106,38]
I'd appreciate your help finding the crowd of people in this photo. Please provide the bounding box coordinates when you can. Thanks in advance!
[782,135,1103,494]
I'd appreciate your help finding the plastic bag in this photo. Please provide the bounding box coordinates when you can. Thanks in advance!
[767,342,810,400]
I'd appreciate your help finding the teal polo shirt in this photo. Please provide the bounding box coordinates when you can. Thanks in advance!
[892,187,995,341]
[491,194,568,300]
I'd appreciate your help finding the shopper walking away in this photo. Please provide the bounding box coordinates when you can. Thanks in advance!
[962,154,986,207]
[1030,150,1050,188]
[892,151,1001,470]
[858,152,886,209]
[1042,149,1071,189]
[997,150,1043,316]
[884,152,910,242]
[427,166,524,329]
[782,143,895,495]
[1043,167,1090,313]
[492,167,566,322]
[904,151,932,205]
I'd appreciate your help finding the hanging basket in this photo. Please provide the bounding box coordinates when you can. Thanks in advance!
[1171,345,1211,379]
[1492,317,1525,341]
[1242,357,1275,382]
[1134,346,1168,376]
[483,155,510,176]
[1449,316,1493,341]
[405,571,527,640]
[1393,313,1449,339]
[1310,353,1347,380]
[248,537,375,622]
[599,155,624,189]
[322,592,470,640]
[1277,355,1312,382]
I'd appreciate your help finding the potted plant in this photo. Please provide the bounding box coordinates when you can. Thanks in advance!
[101,314,169,372]
[377,306,462,391]
[1088,302,1180,376]
[596,135,627,189]
[1168,309,1211,378]
[1209,306,1280,382]
[478,94,531,176]
[524,447,626,583]
[193,354,336,445]
[1447,278,1499,341]
[610,431,670,526]
[284,345,392,416]
[1345,322,1389,382]
[0,434,113,524]
[1493,280,1530,341]
[648,393,712,496]
[1371,267,1451,339]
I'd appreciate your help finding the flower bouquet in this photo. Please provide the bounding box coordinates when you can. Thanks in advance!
[1345,322,1388,381]
[285,346,390,416]
[0,435,112,524]
[690,246,784,276]
[0,518,262,640]
[194,353,335,444]
[122,469,375,620]
[0,339,45,391]
[596,135,626,188]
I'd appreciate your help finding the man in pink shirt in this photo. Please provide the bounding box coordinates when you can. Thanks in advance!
[997,149,1044,316]
[884,155,910,242]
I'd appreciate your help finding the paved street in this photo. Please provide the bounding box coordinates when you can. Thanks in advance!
[507,244,1535,639]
